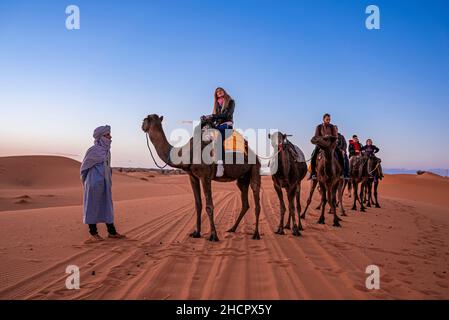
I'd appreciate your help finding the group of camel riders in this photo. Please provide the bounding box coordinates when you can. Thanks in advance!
[309,113,383,181]
[202,87,383,180]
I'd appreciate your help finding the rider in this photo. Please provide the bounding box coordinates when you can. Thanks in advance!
[203,87,235,177]
[361,138,379,156]
[309,113,345,180]
[348,134,363,158]
[362,139,384,178]
[335,126,350,180]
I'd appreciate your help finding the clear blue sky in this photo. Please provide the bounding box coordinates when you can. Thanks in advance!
[0,0,448,169]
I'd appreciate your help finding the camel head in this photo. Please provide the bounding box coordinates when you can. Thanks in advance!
[142,114,164,134]
[311,135,337,150]
[268,131,287,150]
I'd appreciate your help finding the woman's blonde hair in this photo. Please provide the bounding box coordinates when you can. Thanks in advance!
[213,87,232,114]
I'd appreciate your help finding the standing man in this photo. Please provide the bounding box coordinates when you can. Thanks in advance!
[309,113,345,180]
[80,125,125,242]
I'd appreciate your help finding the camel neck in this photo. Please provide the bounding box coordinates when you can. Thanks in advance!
[149,124,174,167]
[323,148,335,177]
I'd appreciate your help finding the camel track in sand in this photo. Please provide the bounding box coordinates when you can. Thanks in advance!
[1,175,448,299]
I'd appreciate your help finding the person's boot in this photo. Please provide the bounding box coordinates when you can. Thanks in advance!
[85,234,105,244]
[216,160,224,177]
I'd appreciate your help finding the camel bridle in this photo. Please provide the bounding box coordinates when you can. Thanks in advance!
[145,132,172,169]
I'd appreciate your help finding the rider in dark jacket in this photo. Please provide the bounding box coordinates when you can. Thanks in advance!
[348,135,363,158]
[309,113,345,180]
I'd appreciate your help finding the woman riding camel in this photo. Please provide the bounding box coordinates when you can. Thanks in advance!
[309,113,345,180]
[362,139,384,178]
[362,138,379,156]
[202,87,235,177]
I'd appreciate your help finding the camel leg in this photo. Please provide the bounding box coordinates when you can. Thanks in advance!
[274,184,286,235]
[250,175,261,240]
[347,180,352,198]
[227,176,250,233]
[332,184,341,227]
[317,183,326,224]
[288,187,301,236]
[301,179,317,219]
[338,180,347,216]
[351,181,358,210]
[189,175,202,238]
[366,180,372,207]
[201,178,219,241]
[374,180,381,208]
[359,182,366,212]
[295,183,304,231]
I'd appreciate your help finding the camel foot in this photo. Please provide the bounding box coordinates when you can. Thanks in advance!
[189,231,201,238]
[361,207,366,212]
[252,231,261,240]
[375,204,381,208]
[317,217,325,225]
[333,220,342,227]
[300,213,306,220]
[226,227,236,233]
[284,223,291,230]
[292,226,301,237]
[275,227,285,235]
[335,215,343,222]
[298,223,304,231]
[208,233,219,242]
[367,203,372,208]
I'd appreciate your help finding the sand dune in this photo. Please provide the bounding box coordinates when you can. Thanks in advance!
[0,156,448,299]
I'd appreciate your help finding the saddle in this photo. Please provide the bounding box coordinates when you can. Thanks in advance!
[287,142,306,163]
[202,127,246,154]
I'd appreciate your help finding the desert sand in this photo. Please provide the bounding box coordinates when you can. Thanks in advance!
[0,156,448,300]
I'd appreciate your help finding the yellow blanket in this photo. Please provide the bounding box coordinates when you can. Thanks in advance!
[224,131,246,154]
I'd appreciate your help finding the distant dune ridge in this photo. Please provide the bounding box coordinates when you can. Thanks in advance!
[0,155,448,300]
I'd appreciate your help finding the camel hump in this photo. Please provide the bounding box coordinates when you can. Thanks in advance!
[292,144,306,162]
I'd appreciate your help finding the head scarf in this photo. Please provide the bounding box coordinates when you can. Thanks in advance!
[80,125,112,174]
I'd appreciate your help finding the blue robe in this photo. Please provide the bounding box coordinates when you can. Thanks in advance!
[81,159,114,224]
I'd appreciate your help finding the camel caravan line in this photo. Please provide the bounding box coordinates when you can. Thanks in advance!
[141,114,382,241]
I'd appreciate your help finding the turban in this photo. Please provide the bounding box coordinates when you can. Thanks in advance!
[93,125,111,140]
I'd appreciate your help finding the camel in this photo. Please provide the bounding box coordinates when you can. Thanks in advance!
[349,154,370,212]
[301,156,346,221]
[305,135,343,227]
[268,132,308,236]
[141,114,262,241]
[365,156,382,208]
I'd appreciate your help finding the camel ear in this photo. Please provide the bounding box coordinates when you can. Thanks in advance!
[282,134,287,140]
[159,116,164,122]
[268,133,271,139]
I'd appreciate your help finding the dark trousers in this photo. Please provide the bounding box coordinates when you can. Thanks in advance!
[89,223,117,236]
[344,153,349,178]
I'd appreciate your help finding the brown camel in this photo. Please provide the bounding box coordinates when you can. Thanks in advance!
[349,154,370,212]
[141,114,262,241]
[268,132,308,236]
[365,156,382,208]
[305,135,343,227]
[301,159,346,220]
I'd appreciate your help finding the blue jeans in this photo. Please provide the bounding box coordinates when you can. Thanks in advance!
[216,123,233,161]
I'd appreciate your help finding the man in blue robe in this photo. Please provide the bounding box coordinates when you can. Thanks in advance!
[80,125,125,241]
